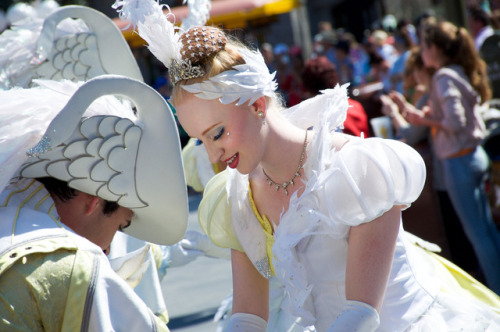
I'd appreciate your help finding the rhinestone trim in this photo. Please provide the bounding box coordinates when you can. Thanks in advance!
[27,135,52,157]
[255,257,271,279]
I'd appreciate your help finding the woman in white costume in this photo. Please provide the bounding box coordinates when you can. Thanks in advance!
[182,138,309,332]
[115,0,500,331]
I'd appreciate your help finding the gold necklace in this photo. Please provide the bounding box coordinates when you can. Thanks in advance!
[262,131,308,196]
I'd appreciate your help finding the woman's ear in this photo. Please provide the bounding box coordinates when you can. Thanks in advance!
[85,195,102,216]
[251,96,267,118]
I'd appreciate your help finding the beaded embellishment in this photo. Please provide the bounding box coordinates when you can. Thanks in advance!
[255,257,272,279]
[27,135,52,157]
[169,26,228,85]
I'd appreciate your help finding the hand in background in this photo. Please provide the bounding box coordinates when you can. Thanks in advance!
[387,90,411,116]
[404,105,430,126]
[380,94,399,118]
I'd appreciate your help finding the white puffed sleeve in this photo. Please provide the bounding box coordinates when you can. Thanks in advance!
[323,137,426,226]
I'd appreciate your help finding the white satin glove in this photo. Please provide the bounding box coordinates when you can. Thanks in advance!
[327,300,380,332]
[157,231,227,280]
[181,230,231,260]
[108,244,151,289]
[225,313,267,332]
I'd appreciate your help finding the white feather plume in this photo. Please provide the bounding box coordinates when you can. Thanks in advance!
[113,0,182,66]
[282,84,349,132]
[182,48,277,106]
[181,0,211,31]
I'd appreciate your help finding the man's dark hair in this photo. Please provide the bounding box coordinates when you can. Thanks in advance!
[36,177,120,215]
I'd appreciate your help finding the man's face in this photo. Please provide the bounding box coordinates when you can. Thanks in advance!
[83,205,134,255]
[55,192,134,255]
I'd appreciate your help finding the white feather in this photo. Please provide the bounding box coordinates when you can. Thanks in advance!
[113,0,182,66]
[182,48,277,106]
[282,84,349,132]
[181,0,212,31]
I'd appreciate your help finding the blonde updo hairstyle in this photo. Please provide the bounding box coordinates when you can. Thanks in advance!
[422,21,491,102]
[171,26,284,111]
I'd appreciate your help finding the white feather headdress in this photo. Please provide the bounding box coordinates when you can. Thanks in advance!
[182,48,278,106]
[114,0,277,105]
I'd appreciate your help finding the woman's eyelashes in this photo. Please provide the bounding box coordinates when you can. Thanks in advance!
[196,126,225,145]
[213,126,225,141]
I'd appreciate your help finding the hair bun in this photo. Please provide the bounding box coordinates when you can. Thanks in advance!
[180,26,227,64]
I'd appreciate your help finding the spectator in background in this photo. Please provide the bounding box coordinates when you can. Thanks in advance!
[273,43,292,104]
[371,29,398,67]
[261,42,276,73]
[273,44,307,107]
[343,31,370,86]
[365,30,395,92]
[285,45,307,106]
[414,10,437,41]
[405,20,500,293]
[396,19,419,46]
[302,55,370,137]
[382,49,433,144]
[317,20,333,34]
[473,6,500,99]
[333,39,354,85]
[381,48,483,279]
[490,9,500,29]
[366,52,390,87]
[468,5,495,51]
[312,30,337,63]
[388,28,413,93]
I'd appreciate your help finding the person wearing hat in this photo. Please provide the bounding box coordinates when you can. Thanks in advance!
[0,75,188,331]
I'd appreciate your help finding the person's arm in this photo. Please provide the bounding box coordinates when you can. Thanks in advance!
[346,205,401,310]
[404,105,443,128]
[388,91,441,129]
[224,249,269,331]
[230,249,269,319]
[328,205,402,332]
[380,94,410,131]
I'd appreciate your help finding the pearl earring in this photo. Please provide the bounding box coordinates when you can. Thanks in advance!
[226,132,230,136]
[258,111,265,125]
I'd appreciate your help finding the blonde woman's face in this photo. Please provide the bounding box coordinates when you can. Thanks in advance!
[175,94,265,175]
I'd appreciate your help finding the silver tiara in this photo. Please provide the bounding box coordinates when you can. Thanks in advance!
[168,59,205,85]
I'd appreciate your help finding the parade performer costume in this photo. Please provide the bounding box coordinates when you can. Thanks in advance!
[0,76,188,331]
[115,0,500,330]
[199,85,500,331]
[0,3,191,324]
